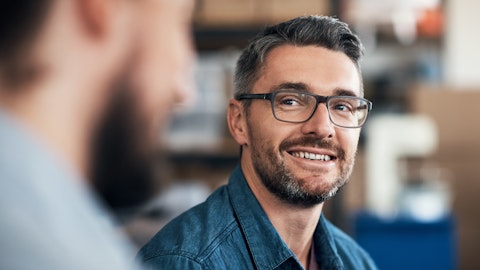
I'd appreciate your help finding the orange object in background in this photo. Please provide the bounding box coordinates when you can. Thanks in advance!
[417,7,444,38]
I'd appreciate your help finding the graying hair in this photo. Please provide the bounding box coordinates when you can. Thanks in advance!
[234,15,365,104]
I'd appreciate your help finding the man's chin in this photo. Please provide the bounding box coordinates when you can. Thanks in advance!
[277,170,348,206]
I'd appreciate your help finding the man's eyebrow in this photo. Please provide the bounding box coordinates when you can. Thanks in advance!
[270,82,309,92]
[271,83,360,97]
[334,88,359,97]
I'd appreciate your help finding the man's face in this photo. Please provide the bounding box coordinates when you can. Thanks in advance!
[91,0,195,210]
[244,45,362,207]
[130,0,196,137]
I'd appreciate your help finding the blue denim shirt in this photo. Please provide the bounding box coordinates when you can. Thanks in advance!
[138,166,377,270]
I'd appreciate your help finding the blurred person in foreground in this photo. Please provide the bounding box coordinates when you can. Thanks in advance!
[138,15,377,270]
[0,0,195,269]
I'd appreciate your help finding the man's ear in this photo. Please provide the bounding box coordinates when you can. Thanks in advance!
[76,0,115,38]
[227,99,249,146]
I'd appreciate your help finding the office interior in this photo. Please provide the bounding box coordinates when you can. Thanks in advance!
[122,1,480,269]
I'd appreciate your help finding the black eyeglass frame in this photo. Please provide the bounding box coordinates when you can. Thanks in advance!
[235,90,373,128]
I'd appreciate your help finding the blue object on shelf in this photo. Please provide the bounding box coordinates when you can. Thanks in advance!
[353,212,457,270]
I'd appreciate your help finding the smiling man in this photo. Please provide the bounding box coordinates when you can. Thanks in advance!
[138,16,377,270]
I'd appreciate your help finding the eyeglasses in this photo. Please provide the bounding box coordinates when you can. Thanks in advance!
[235,90,373,128]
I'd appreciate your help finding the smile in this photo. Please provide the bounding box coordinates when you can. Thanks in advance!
[290,151,334,161]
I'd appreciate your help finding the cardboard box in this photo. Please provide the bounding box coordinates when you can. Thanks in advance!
[410,86,480,150]
[194,0,258,26]
[262,0,330,23]
[194,0,331,27]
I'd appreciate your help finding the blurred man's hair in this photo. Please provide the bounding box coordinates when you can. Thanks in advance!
[234,15,365,109]
[0,1,53,90]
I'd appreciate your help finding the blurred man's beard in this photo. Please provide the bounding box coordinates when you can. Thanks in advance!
[90,66,161,213]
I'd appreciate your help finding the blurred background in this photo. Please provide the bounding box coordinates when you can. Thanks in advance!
[123,1,480,269]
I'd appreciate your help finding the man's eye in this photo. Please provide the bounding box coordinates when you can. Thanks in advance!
[332,102,354,112]
[281,98,301,106]
[277,93,311,107]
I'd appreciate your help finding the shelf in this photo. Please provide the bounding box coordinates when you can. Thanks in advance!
[194,26,263,51]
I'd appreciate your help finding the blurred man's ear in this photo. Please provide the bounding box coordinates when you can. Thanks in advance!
[76,0,118,38]
[227,99,249,147]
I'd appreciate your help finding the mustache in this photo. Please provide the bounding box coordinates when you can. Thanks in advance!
[279,136,346,160]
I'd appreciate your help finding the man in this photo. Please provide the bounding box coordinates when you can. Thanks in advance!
[0,0,195,269]
[138,15,377,270]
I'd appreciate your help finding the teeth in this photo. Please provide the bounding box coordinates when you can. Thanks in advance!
[291,152,332,161]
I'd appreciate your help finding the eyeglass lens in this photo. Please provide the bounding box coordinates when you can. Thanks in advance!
[272,91,369,127]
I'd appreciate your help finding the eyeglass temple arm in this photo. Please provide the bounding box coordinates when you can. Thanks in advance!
[235,93,270,100]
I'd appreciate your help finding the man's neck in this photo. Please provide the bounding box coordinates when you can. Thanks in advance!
[242,162,323,268]
[270,201,322,268]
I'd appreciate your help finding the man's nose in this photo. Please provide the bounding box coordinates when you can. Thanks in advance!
[174,53,196,107]
[300,103,335,138]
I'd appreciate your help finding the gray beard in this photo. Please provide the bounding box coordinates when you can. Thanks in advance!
[250,135,355,208]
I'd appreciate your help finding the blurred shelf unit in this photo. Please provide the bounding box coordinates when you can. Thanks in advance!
[193,0,332,51]
[195,27,263,51]
[164,51,239,157]
[166,140,239,167]
[343,0,444,46]
[165,0,331,176]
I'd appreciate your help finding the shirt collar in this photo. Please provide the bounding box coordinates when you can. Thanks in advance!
[313,216,344,269]
[228,165,297,269]
[227,165,344,270]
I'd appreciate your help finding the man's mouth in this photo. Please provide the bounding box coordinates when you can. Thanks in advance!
[289,151,335,161]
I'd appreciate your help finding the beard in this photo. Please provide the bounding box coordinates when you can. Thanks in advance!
[89,63,163,214]
[250,133,356,208]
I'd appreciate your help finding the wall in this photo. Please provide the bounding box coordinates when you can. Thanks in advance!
[410,86,480,270]
[444,0,480,87]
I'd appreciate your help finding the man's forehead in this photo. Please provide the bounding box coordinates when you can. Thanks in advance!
[257,45,361,95]
[263,44,351,64]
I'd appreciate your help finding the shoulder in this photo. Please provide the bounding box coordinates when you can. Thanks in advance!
[137,185,238,268]
[323,218,378,270]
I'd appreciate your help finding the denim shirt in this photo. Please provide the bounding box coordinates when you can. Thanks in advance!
[138,166,377,270]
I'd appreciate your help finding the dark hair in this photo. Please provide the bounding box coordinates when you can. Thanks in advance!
[0,0,53,90]
[234,15,365,106]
